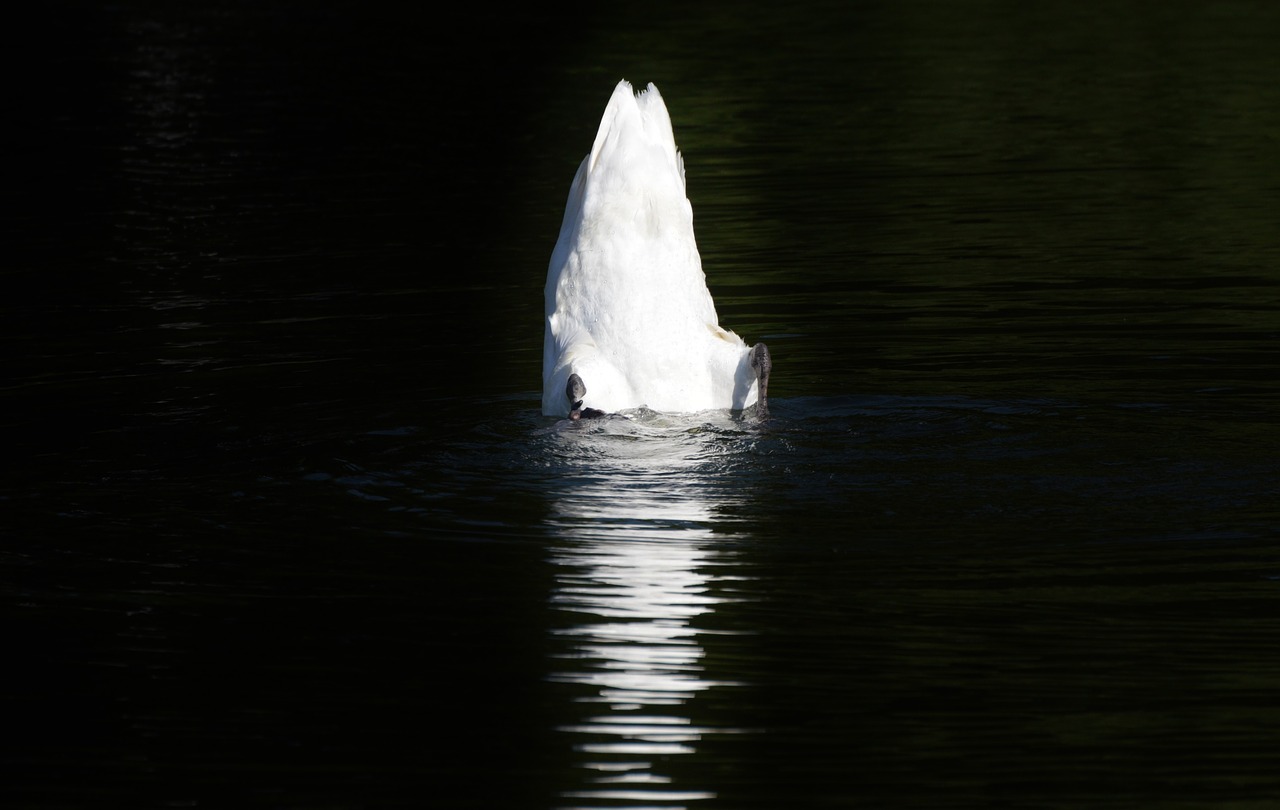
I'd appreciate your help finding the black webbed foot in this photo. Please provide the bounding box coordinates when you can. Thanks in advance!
[749,342,772,419]
[565,373,606,420]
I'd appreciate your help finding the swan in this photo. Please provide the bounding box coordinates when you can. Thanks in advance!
[542,79,772,420]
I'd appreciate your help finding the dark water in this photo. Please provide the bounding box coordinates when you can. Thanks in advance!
[6,1,1279,808]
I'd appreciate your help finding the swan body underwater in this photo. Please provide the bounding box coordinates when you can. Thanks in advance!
[542,79,771,420]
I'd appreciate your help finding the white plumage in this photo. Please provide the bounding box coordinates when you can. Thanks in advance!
[542,80,770,418]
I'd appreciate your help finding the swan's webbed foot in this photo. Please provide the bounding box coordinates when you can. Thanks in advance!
[750,342,772,419]
[565,373,606,420]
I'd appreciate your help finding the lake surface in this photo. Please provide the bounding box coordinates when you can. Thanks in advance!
[5,1,1279,808]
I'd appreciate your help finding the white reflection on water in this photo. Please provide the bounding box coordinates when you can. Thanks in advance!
[544,414,753,810]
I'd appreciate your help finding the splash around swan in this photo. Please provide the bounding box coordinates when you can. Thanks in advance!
[542,80,771,420]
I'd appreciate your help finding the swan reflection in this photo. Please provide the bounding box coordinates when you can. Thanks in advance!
[545,416,751,809]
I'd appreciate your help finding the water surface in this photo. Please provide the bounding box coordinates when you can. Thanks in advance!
[5,1,1279,808]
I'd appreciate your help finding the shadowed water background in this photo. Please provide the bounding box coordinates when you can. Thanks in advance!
[5,1,1279,808]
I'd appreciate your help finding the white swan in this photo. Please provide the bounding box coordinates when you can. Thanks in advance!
[542,79,771,419]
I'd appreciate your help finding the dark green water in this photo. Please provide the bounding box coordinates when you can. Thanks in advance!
[5,1,1279,808]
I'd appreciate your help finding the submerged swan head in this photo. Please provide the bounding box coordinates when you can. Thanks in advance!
[541,80,771,420]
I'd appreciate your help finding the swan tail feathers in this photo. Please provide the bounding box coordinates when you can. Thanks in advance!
[586,79,684,191]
